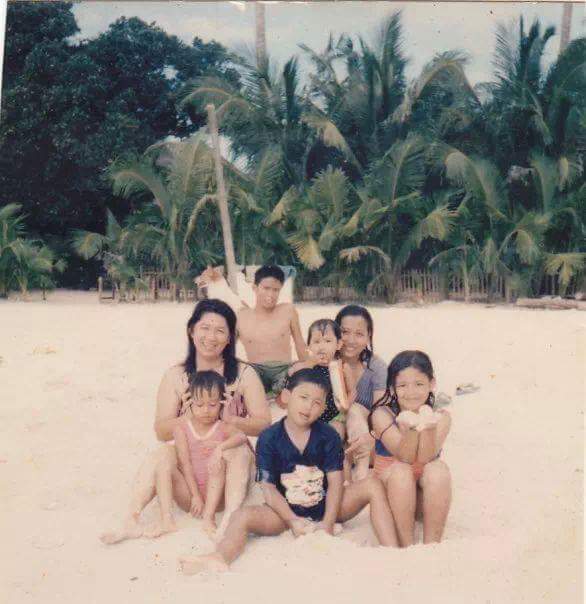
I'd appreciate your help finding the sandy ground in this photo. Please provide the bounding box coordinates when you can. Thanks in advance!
[1,290,583,604]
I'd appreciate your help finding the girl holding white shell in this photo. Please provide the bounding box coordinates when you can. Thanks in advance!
[368,350,452,547]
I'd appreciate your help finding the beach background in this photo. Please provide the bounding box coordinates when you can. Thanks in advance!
[1,291,583,603]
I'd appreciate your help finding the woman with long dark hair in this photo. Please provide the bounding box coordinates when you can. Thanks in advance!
[335,305,388,481]
[100,299,269,544]
[369,351,452,546]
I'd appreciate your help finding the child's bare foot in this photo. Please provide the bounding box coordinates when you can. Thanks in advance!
[100,518,143,545]
[143,516,177,539]
[202,517,217,539]
[179,553,228,575]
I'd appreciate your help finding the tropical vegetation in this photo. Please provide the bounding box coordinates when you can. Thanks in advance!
[1,4,584,300]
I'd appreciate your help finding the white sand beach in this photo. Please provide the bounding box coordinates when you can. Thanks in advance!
[1,291,583,603]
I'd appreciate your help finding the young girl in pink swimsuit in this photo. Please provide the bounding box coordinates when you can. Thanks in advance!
[173,370,247,537]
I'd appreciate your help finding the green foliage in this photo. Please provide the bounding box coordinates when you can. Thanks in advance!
[0,4,237,286]
[72,134,257,291]
[3,7,585,298]
[0,204,65,296]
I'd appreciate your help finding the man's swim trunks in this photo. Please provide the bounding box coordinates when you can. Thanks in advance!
[249,361,290,398]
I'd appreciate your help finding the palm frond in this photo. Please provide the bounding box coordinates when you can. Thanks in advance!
[183,194,217,247]
[309,167,349,218]
[339,245,391,266]
[109,161,172,217]
[105,209,122,241]
[0,203,23,222]
[179,76,242,112]
[529,153,558,211]
[287,232,325,269]
[369,136,426,204]
[443,149,506,219]
[394,50,476,122]
[253,146,287,208]
[558,155,583,191]
[264,186,299,225]
[166,133,212,207]
[71,230,109,260]
[302,112,363,174]
[412,204,457,246]
[543,252,585,290]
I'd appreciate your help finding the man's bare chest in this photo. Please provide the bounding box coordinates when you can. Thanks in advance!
[239,314,290,343]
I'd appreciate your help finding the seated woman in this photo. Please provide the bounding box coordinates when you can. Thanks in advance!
[100,299,270,544]
[335,305,388,481]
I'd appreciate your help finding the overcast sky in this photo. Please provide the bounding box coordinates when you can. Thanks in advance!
[70,1,585,85]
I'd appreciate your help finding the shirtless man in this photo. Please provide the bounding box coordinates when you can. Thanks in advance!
[197,265,308,399]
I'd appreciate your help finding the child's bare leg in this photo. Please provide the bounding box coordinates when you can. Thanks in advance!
[346,404,370,481]
[216,444,252,538]
[338,476,398,546]
[420,459,452,544]
[143,447,180,538]
[330,420,351,484]
[202,459,227,538]
[180,505,287,574]
[385,462,417,547]
[100,444,171,544]
[342,458,352,484]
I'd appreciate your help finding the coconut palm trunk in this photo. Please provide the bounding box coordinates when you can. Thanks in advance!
[462,259,471,303]
[560,3,573,53]
[206,103,238,292]
[255,2,267,70]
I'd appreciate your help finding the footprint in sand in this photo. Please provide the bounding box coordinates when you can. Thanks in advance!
[44,378,70,391]
[32,345,58,355]
[40,499,62,511]
[31,535,65,550]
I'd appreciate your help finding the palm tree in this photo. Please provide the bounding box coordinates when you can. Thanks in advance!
[300,13,479,177]
[73,134,250,299]
[264,166,354,271]
[479,18,586,172]
[72,208,147,299]
[179,53,309,190]
[255,2,267,71]
[560,3,574,53]
[292,14,479,298]
[0,204,65,298]
[207,103,238,291]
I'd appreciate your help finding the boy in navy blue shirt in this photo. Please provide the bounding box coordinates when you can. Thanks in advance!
[180,368,397,574]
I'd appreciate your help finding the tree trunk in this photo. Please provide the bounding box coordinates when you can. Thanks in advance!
[255,3,267,71]
[505,278,512,304]
[462,262,470,303]
[560,3,573,53]
[206,103,238,293]
[385,268,400,304]
[439,269,449,300]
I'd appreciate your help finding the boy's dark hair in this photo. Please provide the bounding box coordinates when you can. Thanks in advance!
[285,367,330,396]
[254,265,285,285]
[189,370,226,400]
[307,318,341,345]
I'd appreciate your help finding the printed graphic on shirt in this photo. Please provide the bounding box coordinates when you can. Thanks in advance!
[281,464,325,508]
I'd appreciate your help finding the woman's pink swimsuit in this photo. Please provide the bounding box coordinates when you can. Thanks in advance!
[174,420,228,498]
